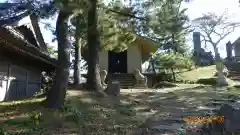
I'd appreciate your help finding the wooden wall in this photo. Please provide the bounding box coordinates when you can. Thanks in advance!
[0,56,41,101]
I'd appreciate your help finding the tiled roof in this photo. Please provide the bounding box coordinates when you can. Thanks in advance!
[0,26,58,67]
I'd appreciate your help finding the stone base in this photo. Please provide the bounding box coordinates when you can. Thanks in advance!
[105,81,120,96]
[134,79,148,89]
[133,84,148,89]
[216,74,228,86]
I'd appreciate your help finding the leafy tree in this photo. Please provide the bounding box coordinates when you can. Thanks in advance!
[144,0,191,74]
[1,0,195,105]
[71,15,86,86]
[152,51,194,81]
[86,0,102,91]
[4,0,90,108]
[44,0,193,92]
[192,12,240,86]
[44,0,94,108]
[129,0,191,52]
[47,45,57,58]
[45,9,73,108]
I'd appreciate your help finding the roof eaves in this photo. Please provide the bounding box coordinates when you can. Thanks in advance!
[232,37,240,46]
[5,26,49,56]
[136,34,161,46]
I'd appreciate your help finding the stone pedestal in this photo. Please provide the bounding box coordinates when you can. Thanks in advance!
[226,41,233,60]
[216,61,228,86]
[216,74,228,86]
[105,81,120,96]
[134,80,148,89]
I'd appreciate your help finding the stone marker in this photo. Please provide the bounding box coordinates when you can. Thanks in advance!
[217,104,235,119]
[224,108,240,133]
[213,104,240,134]
[105,81,120,96]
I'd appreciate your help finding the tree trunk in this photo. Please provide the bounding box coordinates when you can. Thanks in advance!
[151,60,156,74]
[86,0,103,91]
[171,34,176,82]
[45,11,72,108]
[29,13,48,53]
[73,16,82,86]
[171,68,176,82]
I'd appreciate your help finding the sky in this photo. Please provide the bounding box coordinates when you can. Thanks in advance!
[2,0,240,58]
[181,0,240,57]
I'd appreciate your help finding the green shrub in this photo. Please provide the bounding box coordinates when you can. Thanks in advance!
[196,77,217,85]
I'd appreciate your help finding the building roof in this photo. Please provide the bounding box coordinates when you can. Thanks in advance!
[0,26,58,68]
[232,37,240,46]
[15,25,39,48]
[0,4,58,69]
[80,34,159,63]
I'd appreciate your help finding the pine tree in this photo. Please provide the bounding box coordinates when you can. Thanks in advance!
[147,0,191,53]
[144,0,192,77]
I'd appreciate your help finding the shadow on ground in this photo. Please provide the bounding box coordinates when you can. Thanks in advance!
[0,85,240,135]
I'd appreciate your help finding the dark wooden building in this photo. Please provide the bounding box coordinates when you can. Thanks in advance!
[0,25,57,101]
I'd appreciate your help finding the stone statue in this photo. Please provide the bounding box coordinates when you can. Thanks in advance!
[100,70,108,87]
[215,60,228,86]
[133,69,147,87]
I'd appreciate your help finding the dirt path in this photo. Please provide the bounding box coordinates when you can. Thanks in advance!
[126,85,240,135]
[67,85,240,135]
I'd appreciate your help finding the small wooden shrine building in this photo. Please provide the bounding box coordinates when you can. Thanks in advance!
[0,25,57,101]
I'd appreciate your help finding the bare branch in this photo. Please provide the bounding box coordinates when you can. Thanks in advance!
[106,9,146,20]
[212,29,222,38]
[192,11,240,51]
[215,27,235,45]
[200,34,208,48]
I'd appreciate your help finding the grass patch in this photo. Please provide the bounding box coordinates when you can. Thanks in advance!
[196,77,217,85]
[177,65,238,86]
[1,86,240,135]
[0,85,239,135]
[0,90,158,135]
[177,65,216,82]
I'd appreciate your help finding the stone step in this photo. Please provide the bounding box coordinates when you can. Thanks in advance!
[228,73,240,76]
[112,76,133,78]
[229,77,240,80]
[111,78,134,81]
[109,73,135,88]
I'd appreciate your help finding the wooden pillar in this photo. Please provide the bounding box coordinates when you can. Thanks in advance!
[6,63,11,92]
[39,71,42,91]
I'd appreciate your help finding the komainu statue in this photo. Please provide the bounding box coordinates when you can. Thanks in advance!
[133,69,148,88]
[100,70,108,87]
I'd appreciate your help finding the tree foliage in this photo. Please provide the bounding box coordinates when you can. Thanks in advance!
[129,0,192,54]
[0,0,196,105]
[70,8,137,53]
[6,0,57,19]
[47,45,57,58]
[153,51,194,70]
